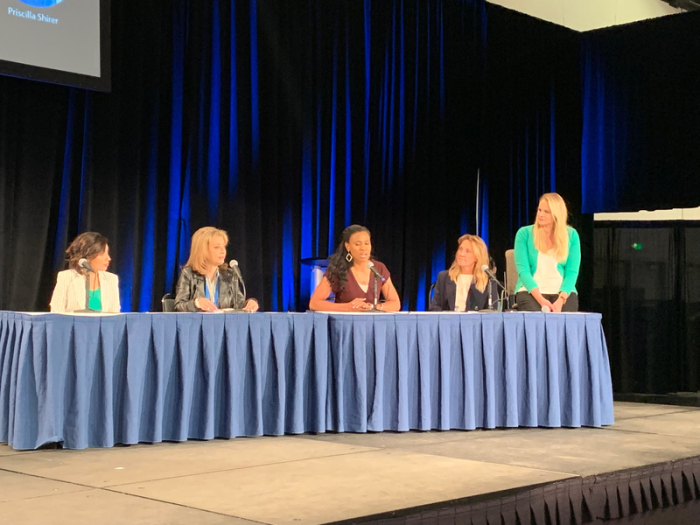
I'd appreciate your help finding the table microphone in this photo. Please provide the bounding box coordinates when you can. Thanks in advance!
[77,258,98,313]
[366,261,386,311]
[229,259,242,277]
[480,265,506,290]
[78,258,94,273]
[366,261,386,282]
[229,260,246,310]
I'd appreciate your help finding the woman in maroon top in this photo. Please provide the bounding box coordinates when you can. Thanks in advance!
[309,225,401,311]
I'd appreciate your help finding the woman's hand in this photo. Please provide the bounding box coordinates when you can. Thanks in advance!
[243,299,259,312]
[195,297,217,312]
[348,298,372,311]
[531,288,553,312]
[539,299,554,312]
[551,298,564,312]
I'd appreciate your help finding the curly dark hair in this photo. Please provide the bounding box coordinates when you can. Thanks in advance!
[326,224,371,291]
[65,232,109,274]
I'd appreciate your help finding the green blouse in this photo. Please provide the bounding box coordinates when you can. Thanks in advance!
[88,288,102,311]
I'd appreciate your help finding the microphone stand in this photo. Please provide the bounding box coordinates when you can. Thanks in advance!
[76,269,100,314]
[227,262,247,312]
[482,274,507,313]
[372,274,379,310]
[366,262,386,312]
[232,275,240,310]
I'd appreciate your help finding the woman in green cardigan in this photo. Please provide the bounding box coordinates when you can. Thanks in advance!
[514,193,581,312]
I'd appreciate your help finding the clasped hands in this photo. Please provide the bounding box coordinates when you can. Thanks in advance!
[347,298,382,311]
[539,297,565,313]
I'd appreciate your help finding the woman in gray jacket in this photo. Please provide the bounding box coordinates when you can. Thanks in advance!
[174,227,258,312]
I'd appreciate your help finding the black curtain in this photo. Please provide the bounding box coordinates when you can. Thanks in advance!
[481,5,583,292]
[11,2,699,315]
[580,11,700,214]
[582,12,700,394]
[2,1,699,394]
[0,0,492,312]
[592,222,700,394]
[1,0,586,313]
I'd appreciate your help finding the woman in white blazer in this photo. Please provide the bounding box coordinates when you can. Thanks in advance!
[50,232,121,313]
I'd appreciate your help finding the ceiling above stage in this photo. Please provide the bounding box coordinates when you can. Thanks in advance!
[486,0,684,32]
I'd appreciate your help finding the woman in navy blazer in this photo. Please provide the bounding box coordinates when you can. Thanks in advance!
[429,234,498,312]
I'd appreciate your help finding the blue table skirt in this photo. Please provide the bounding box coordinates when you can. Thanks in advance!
[0,311,614,449]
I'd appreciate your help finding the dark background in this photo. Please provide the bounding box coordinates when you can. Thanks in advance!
[1,1,699,393]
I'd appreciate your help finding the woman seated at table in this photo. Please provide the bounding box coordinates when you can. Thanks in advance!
[174,226,259,312]
[429,234,498,312]
[50,232,121,313]
[514,192,581,312]
[309,225,401,312]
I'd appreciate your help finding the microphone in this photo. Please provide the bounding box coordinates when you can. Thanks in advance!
[76,258,98,313]
[480,264,506,291]
[78,258,94,273]
[480,264,498,282]
[366,261,386,282]
[479,263,506,313]
[229,260,246,309]
[229,259,242,278]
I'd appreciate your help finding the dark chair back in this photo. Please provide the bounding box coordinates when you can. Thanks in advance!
[162,293,175,313]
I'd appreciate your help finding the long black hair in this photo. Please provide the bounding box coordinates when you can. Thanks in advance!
[326,224,370,290]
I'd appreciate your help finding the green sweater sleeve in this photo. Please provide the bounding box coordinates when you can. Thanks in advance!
[514,227,538,292]
[561,228,581,294]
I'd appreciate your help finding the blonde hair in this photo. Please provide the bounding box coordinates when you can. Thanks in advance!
[184,227,229,274]
[447,234,489,293]
[533,193,569,262]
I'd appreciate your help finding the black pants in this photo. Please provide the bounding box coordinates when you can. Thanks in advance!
[515,291,579,312]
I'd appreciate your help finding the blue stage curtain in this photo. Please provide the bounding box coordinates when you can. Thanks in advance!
[2,1,699,314]
[0,0,494,313]
[580,12,700,214]
[481,6,582,280]
[0,1,589,313]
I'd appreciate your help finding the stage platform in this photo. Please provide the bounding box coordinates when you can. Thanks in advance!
[1,401,699,525]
